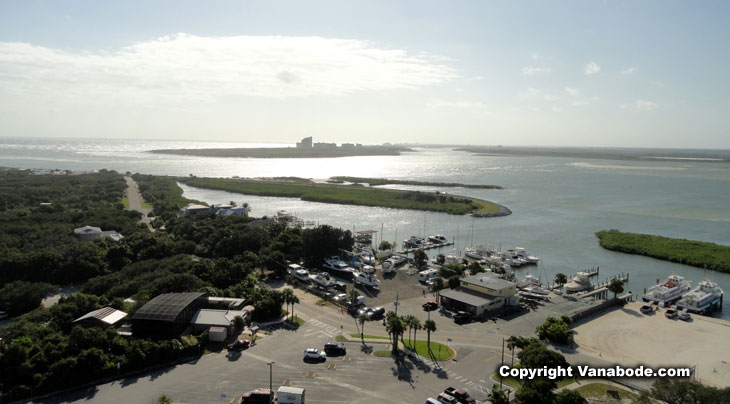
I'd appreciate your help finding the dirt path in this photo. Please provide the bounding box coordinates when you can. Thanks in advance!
[124,175,154,231]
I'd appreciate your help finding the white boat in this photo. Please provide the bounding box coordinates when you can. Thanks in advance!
[642,274,692,305]
[359,250,376,265]
[311,273,335,288]
[427,234,448,244]
[676,280,723,314]
[360,265,376,274]
[386,255,408,267]
[403,236,425,249]
[288,264,311,283]
[354,271,380,288]
[514,247,539,264]
[565,272,592,293]
[521,284,550,295]
[517,273,540,288]
[465,245,492,260]
[322,257,356,278]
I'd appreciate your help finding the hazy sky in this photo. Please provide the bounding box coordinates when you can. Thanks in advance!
[1,1,729,148]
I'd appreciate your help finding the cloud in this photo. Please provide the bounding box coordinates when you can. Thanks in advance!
[565,87,580,96]
[0,34,456,105]
[621,100,658,111]
[621,67,638,75]
[427,98,489,112]
[584,62,601,75]
[521,65,551,75]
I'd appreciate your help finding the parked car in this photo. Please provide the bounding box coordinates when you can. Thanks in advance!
[444,387,475,404]
[333,281,348,292]
[436,392,459,404]
[665,308,678,319]
[453,311,472,324]
[333,293,348,302]
[679,311,691,321]
[227,339,251,351]
[422,301,439,311]
[303,348,326,361]
[358,306,374,317]
[241,388,272,403]
[370,307,386,319]
[324,342,347,356]
[640,304,654,314]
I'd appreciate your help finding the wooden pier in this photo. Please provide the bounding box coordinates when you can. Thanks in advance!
[398,241,454,255]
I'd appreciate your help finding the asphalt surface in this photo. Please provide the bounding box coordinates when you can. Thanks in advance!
[124,175,153,229]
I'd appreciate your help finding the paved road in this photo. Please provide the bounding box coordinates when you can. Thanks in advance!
[124,175,153,230]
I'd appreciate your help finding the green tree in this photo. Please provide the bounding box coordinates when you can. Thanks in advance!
[448,275,461,289]
[431,277,444,292]
[0,281,56,316]
[289,294,299,320]
[555,389,586,404]
[424,319,436,352]
[403,314,417,344]
[357,313,369,339]
[468,260,485,274]
[411,318,422,346]
[379,240,392,251]
[436,254,446,265]
[608,278,625,300]
[536,317,572,345]
[282,288,295,318]
[413,249,428,268]
[232,315,246,330]
[157,394,173,404]
[385,315,405,354]
[488,384,509,404]
[348,288,360,309]
[555,273,568,286]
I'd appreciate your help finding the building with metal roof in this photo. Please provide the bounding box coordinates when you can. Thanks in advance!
[73,307,127,327]
[132,292,207,336]
[439,273,518,316]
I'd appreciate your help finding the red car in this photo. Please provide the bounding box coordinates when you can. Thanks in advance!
[227,339,251,351]
[422,300,439,311]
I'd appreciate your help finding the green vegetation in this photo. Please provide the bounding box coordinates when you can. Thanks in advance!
[649,379,730,404]
[149,145,410,158]
[596,229,730,273]
[0,281,56,316]
[349,334,390,340]
[330,176,502,189]
[373,350,393,357]
[574,383,638,401]
[181,177,503,215]
[536,316,573,345]
[401,339,454,361]
[122,196,129,209]
[132,174,201,221]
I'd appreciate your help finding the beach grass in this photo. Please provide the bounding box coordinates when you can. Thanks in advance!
[181,177,503,215]
[596,229,730,273]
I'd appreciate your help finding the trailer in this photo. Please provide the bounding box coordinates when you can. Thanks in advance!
[276,386,305,404]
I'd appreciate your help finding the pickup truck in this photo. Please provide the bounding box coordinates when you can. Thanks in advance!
[444,387,475,404]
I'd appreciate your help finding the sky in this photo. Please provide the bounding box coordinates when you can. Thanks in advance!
[1,1,729,148]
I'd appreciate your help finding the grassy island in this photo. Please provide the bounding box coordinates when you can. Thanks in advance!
[329,176,502,189]
[596,229,730,273]
[181,176,508,216]
[148,145,412,158]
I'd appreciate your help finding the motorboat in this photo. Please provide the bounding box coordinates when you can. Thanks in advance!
[516,273,540,288]
[521,284,550,295]
[565,272,592,293]
[354,271,380,288]
[386,255,408,267]
[360,265,376,274]
[465,245,493,260]
[513,247,539,264]
[359,249,376,265]
[427,234,448,244]
[322,257,356,278]
[311,273,335,288]
[288,264,311,283]
[642,274,692,305]
[403,236,425,249]
[677,280,723,314]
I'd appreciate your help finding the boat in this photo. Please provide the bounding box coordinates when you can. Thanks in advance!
[516,273,540,288]
[513,247,539,264]
[311,273,335,288]
[565,272,592,293]
[642,274,692,306]
[465,245,492,260]
[427,234,448,244]
[354,271,380,288]
[676,280,723,314]
[403,236,425,249]
[521,284,550,295]
[357,248,376,265]
[288,264,311,283]
[386,255,408,267]
[322,257,356,278]
[360,265,376,274]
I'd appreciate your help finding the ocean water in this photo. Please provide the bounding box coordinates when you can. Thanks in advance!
[3,137,730,317]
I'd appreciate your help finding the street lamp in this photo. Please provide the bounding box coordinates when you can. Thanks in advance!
[267,361,275,404]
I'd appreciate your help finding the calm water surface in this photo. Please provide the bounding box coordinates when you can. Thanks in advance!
[3,137,730,317]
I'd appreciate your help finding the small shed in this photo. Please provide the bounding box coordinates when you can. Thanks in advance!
[73,307,127,327]
[208,326,227,342]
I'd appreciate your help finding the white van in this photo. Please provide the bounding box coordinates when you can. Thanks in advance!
[277,386,305,404]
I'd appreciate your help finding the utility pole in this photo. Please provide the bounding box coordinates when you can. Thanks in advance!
[267,361,275,404]
[395,293,399,316]
[500,337,505,389]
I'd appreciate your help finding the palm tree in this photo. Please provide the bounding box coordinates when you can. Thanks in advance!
[290,294,300,321]
[348,288,360,310]
[412,318,422,348]
[385,316,405,355]
[424,319,437,353]
[357,313,369,339]
[608,278,624,300]
[282,288,295,319]
[403,314,417,344]
[555,273,568,287]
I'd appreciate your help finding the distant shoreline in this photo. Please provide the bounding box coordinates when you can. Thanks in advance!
[148,146,413,158]
[455,146,730,163]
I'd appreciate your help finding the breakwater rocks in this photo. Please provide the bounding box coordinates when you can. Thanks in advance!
[471,204,512,218]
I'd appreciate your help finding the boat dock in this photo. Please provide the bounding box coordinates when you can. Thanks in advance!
[574,273,631,298]
[398,241,454,255]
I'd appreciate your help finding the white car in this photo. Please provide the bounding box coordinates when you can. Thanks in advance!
[333,293,348,302]
[303,348,326,361]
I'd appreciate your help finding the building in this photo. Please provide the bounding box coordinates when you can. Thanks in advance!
[73,307,128,327]
[73,225,124,242]
[296,136,313,148]
[217,207,248,217]
[206,296,247,311]
[313,142,337,149]
[190,308,250,337]
[439,273,518,316]
[132,292,207,336]
[182,203,211,216]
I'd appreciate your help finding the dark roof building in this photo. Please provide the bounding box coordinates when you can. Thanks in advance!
[132,292,207,336]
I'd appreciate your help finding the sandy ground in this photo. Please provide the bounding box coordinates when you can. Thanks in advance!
[573,301,730,387]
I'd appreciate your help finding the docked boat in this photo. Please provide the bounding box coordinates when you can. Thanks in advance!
[288,264,311,283]
[516,273,540,288]
[359,249,376,265]
[513,247,539,264]
[354,271,380,288]
[427,234,448,244]
[677,280,723,314]
[642,274,692,305]
[386,254,408,268]
[322,257,356,278]
[565,272,592,293]
[403,236,425,249]
[311,273,335,288]
[360,265,376,274]
[521,284,550,295]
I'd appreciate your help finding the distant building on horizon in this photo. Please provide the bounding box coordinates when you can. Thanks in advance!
[296,136,312,149]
